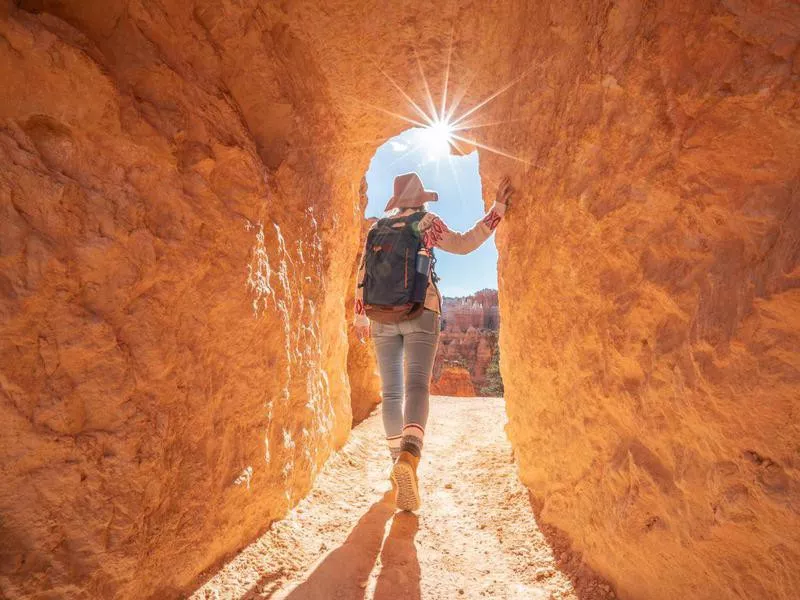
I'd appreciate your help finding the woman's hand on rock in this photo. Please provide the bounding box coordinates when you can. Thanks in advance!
[495,176,514,208]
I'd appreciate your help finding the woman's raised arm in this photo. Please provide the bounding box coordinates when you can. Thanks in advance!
[421,177,513,255]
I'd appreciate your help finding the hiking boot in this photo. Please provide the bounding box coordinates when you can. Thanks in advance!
[391,451,421,511]
[382,463,398,505]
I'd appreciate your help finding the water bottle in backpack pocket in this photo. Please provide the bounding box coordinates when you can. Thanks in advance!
[411,248,430,303]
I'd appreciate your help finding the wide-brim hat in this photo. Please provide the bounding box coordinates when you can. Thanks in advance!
[383,172,438,212]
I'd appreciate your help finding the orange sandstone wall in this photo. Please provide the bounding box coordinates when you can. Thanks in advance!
[487,4,800,600]
[1,1,799,600]
[347,211,381,424]
[0,3,365,598]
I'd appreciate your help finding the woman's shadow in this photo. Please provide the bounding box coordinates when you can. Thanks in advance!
[272,496,421,600]
[373,511,420,600]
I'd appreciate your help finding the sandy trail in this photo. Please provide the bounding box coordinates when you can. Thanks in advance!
[190,396,615,600]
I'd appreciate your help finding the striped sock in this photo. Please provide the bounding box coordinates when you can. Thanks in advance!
[401,423,424,458]
[387,435,402,461]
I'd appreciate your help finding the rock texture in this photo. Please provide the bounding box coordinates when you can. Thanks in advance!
[434,290,500,395]
[1,2,799,600]
[347,215,381,424]
[490,4,800,600]
[0,3,364,598]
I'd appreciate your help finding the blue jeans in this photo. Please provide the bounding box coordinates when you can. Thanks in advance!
[371,309,440,458]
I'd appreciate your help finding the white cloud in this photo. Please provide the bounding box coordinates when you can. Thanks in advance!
[390,141,408,152]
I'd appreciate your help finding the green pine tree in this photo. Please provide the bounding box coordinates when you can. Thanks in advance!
[479,341,504,397]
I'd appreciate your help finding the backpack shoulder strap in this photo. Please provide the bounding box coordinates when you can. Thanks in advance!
[393,211,427,230]
[405,210,426,223]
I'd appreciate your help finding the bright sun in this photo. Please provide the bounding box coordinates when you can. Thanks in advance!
[418,120,454,160]
[361,40,532,166]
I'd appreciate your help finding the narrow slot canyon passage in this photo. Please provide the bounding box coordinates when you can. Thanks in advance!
[1,2,799,600]
[191,397,606,600]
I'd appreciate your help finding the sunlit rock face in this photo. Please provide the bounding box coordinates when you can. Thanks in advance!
[1,1,799,599]
[347,216,380,424]
[488,4,800,600]
[0,3,363,598]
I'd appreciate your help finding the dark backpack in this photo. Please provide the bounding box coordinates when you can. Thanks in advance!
[360,211,436,323]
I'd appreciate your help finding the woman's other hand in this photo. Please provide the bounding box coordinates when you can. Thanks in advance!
[355,322,370,343]
[495,176,514,209]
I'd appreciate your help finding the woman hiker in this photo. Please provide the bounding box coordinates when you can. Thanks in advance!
[353,171,514,511]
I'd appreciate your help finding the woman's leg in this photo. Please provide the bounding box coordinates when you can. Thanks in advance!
[400,310,440,457]
[372,324,405,461]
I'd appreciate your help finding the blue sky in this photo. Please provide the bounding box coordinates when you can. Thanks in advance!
[364,128,498,297]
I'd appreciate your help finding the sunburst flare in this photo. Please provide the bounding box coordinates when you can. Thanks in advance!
[363,42,536,167]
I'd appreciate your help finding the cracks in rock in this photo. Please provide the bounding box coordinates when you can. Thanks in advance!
[0,30,23,58]
[190,5,224,62]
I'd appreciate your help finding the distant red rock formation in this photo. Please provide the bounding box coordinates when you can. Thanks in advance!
[430,365,476,396]
[441,289,499,331]
[433,289,500,396]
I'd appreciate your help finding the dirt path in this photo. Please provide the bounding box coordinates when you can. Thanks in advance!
[190,396,613,600]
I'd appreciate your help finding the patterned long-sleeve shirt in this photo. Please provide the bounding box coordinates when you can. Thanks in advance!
[353,201,506,326]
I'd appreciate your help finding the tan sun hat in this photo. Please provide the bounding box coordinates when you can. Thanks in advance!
[383,172,439,212]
